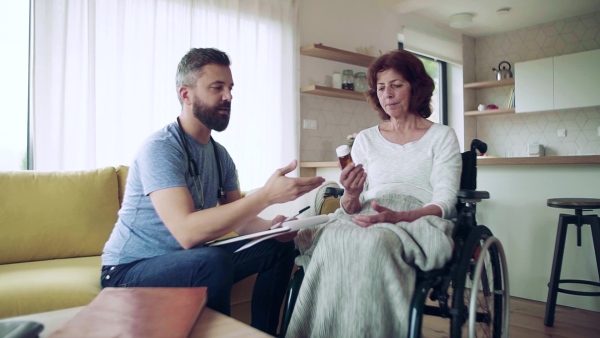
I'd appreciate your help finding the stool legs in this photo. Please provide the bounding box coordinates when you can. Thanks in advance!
[591,216,600,280]
[544,214,600,327]
[544,214,569,327]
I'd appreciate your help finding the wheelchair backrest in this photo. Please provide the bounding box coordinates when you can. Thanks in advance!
[460,150,477,191]
[459,139,487,191]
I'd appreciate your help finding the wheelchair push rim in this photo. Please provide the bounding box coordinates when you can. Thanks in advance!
[469,236,510,338]
[450,225,509,338]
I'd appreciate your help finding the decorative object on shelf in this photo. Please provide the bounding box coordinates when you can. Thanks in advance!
[354,72,368,92]
[347,132,358,148]
[487,104,499,110]
[506,87,515,109]
[332,72,342,89]
[528,142,544,157]
[492,61,513,81]
[478,104,486,111]
[342,69,355,91]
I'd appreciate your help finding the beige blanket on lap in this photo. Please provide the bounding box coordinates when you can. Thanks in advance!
[287,193,455,338]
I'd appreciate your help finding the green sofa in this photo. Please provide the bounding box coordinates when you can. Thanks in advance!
[0,166,339,324]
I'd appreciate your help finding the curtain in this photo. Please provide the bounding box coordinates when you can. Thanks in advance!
[32,0,299,191]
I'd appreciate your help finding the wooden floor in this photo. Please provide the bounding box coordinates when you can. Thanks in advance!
[421,296,600,337]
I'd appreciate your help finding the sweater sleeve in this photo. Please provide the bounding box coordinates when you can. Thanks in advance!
[425,127,462,219]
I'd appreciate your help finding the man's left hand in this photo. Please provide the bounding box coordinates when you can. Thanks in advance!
[271,215,298,242]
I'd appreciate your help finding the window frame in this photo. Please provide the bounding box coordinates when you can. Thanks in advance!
[398,42,448,125]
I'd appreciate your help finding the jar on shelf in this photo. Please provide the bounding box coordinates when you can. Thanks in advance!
[332,71,342,89]
[341,69,354,91]
[354,72,368,92]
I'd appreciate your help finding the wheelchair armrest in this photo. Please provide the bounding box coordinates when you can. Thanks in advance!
[457,189,490,201]
[324,187,345,199]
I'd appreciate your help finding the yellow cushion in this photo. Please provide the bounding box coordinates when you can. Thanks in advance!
[0,167,119,264]
[321,195,341,214]
[0,257,101,318]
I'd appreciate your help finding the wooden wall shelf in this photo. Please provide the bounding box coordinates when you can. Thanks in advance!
[464,108,515,117]
[300,43,375,67]
[478,155,600,165]
[300,85,367,101]
[464,78,515,89]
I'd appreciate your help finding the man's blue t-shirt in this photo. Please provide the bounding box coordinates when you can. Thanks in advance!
[101,121,238,265]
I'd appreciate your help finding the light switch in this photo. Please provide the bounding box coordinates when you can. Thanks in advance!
[302,119,317,130]
[557,129,566,138]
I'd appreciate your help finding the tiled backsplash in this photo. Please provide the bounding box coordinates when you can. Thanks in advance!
[300,95,381,161]
[472,11,600,156]
[477,107,600,157]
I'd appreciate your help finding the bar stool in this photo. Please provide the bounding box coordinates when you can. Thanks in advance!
[544,198,600,327]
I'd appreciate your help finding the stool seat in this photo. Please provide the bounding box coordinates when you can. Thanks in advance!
[544,197,600,327]
[547,198,600,209]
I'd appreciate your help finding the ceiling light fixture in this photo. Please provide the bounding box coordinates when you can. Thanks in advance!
[449,13,473,29]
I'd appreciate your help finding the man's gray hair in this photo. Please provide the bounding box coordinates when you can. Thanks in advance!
[175,48,231,104]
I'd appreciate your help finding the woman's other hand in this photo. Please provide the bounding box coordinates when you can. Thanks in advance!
[353,201,402,227]
[353,201,441,227]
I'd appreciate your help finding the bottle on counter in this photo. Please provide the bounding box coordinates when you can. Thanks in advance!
[336,145,353,169]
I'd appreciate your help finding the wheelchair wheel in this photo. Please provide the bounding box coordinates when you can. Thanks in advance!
[450,225,509,338]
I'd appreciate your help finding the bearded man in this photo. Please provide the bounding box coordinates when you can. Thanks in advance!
[101,48,324,336]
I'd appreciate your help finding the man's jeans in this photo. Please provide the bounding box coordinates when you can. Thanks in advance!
[101,238,296,336]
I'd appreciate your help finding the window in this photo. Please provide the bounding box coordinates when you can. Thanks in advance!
[399,42,448,125]
[417,55,448,125]
[0,1,30,170]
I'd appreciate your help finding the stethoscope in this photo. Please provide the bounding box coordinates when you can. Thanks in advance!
[176,117,226,209]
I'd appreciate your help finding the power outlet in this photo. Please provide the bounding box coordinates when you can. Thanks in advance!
[557,129,566,138]
[302,119,317,130]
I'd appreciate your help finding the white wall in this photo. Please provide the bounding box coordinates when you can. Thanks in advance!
[299,0,398,57]
[477,164,600,312]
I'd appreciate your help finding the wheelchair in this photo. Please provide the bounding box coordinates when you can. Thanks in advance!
[280,139,510,338]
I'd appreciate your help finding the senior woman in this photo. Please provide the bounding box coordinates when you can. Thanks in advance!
[286,49,462,337]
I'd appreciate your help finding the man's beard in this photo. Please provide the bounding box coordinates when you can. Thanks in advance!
[192,98,231,132]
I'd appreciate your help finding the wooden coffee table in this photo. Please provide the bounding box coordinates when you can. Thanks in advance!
[0,306,271,337]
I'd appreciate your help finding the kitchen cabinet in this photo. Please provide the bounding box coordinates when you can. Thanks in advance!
[515,58,554,113]
[300,43,374,101]
[515,49,600,113]
[463,78,515,116]
[553,49,600,110]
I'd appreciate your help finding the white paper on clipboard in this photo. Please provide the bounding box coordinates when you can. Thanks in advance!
[208,214,331,251]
